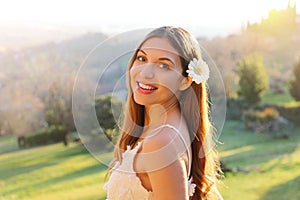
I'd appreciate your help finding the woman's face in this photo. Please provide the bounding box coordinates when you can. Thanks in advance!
[130,37,186,107]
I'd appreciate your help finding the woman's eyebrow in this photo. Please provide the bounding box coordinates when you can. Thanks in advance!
[158,58,175,65]
[138,49,176,65]
[137,49,147,55]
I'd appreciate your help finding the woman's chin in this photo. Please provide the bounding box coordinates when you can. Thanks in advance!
[133,94,153,106]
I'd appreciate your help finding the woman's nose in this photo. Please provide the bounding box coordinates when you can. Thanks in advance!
[139,63,154,79]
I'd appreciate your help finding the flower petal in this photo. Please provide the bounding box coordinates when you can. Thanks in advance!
[186,58,210,84]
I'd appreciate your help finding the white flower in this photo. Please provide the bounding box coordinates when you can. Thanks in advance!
[186,58,210,84]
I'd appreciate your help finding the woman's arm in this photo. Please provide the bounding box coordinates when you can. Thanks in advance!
[139,127,190,200]
[148,157,189,200]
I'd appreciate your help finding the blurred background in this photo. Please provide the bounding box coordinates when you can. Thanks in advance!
[0,0,300,199]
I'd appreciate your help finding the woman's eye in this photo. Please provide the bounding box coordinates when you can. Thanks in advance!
[159,63,171,70]
[136,55,146,62]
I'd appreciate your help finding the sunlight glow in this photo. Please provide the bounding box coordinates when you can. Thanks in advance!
[0,0,299,36]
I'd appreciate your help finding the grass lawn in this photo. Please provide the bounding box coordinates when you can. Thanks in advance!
[0,120,299,199]
[260,90,295,105]
[0,139,109,200]
[218,121,300,200]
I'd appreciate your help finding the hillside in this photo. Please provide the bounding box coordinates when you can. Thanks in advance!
[1,25,299,98]
[0,12,299,137]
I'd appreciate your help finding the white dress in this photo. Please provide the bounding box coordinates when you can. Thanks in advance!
[103,124,197,200]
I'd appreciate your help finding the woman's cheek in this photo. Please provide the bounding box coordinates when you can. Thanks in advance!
[129,67,137,88]
[129,66,136,79]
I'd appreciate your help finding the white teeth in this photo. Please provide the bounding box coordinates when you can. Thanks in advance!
[138,82,156,90]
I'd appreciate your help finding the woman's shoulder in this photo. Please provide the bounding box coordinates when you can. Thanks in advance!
[142,124,181,153]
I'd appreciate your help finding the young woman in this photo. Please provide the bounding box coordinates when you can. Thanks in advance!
[103,26,223,200]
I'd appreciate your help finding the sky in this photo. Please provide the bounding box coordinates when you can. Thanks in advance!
[0,0,299,38]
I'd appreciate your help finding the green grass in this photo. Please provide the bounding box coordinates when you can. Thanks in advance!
[0,140,110,200]
[261,90,295,105]
[0,120,299,199]
[0,135,18,154]
[218,121,300,200]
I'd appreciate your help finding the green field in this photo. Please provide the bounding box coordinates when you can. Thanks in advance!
[260,90,295,105]
[0,140,108,200]
[218,121,300,200]
[0,121,299,200]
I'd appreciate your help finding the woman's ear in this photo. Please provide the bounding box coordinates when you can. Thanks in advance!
[179,77,192,91]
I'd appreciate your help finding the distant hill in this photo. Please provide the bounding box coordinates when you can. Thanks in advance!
[0,32,108,84]
[1,19,299,99]
[0,23,97,51]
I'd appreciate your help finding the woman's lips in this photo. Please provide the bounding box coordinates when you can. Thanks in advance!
[137,82,158,94]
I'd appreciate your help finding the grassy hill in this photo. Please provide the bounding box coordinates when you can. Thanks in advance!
[1,120,299,200]
[218,121,300,200]
[0,140,108,200]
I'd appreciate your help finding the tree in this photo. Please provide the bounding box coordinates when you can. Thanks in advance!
[44,79,75,146]
[237,53,269,105]
[288,57,300,101]
[95,94,123,141]
[0,85,44,147]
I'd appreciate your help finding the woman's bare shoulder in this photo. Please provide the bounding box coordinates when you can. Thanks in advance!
[135,125,188,173]
[137,126,189,199]
[141,126,180,153]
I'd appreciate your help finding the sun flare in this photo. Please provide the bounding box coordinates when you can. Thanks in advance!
[0,0,299,38]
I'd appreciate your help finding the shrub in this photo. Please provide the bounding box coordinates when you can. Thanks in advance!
[105,128,120,145]
[263,108,280,122]
[244,107,279,128]
[95,94,123,142]
[226,98,250,120]
[22,125,67,148]
[71,131,81,143]
[276,102,300,126]
[244,107,278,127]
[243,107,291,138]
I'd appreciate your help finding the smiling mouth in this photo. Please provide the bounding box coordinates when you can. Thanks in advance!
[137,82,158,92]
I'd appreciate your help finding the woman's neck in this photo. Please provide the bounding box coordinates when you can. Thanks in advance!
[144,101,180,129]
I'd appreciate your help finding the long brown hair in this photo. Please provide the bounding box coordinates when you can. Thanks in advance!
[113,26,221,199]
